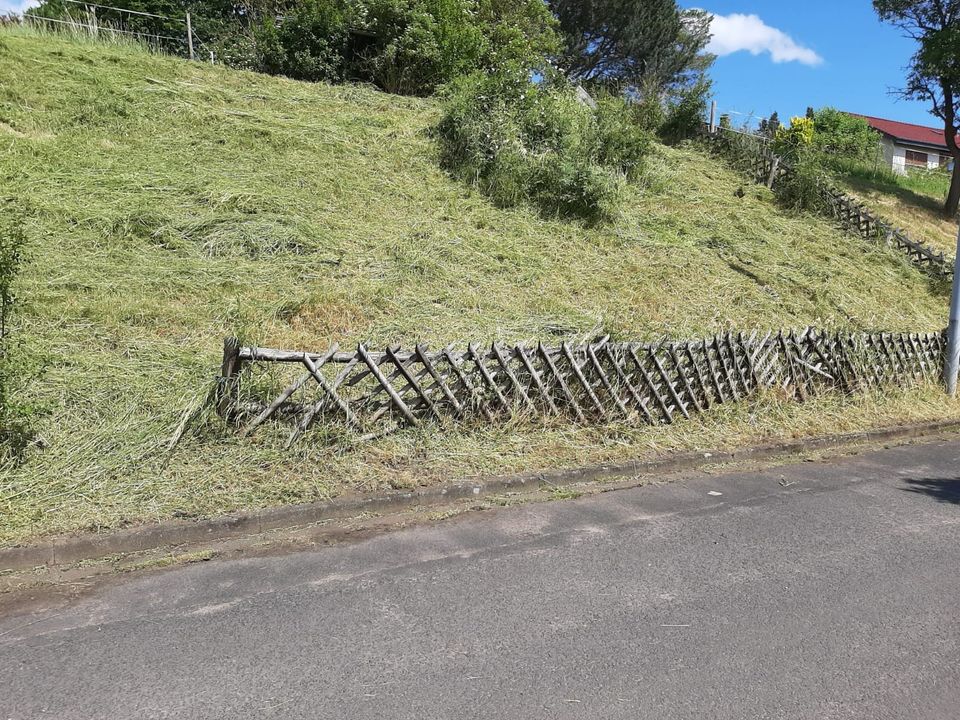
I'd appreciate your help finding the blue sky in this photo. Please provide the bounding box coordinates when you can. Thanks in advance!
[684,1,940,128]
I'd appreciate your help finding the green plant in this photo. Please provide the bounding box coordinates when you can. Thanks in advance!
[775,154,830,214]
[659,76,712,142]
[254,0,350,83]
[436,68,650,222]
[811,108,879,163]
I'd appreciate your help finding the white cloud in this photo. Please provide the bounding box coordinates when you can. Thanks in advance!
[706,13,823,66]
[0,0,39,15]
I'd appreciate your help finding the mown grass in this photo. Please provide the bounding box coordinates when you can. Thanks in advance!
[0,27,956,545]
[834,160,958,257]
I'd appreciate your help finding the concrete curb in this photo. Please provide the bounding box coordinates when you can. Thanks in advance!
[4,419,959,571]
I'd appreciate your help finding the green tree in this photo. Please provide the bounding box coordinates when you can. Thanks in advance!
[549,0,713,93]
[810,107,878,161]
[874,0,960,215]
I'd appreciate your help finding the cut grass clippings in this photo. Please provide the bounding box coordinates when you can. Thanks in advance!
[0,28,955,545]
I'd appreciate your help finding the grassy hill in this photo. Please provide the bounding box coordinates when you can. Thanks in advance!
[1,27,957,545]
[837,169,957,258]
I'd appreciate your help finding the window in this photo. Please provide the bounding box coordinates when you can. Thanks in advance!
[905,149,928,167]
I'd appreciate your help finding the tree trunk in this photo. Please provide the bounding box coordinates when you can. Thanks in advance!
[946,157,960,218]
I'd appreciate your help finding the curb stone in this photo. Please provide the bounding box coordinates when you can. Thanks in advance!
[3,419,959,572]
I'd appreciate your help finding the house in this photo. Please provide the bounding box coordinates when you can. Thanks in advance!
[852,114,956,175]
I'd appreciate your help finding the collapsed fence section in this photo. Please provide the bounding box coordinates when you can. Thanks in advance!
[218,329,945,445]
[703,126,953,280]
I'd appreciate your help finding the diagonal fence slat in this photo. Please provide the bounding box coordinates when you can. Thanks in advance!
[221,328,946,445]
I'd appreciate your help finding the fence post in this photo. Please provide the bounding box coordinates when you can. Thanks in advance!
[186,12,195,60]
[217,337,242,417]
[945,222,960,395]
[209,50,215,64]
[708,100,717,135]
[766,156,780,189]
[87,4,98,37]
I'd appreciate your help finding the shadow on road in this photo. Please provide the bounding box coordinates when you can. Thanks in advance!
[902,477,960,505]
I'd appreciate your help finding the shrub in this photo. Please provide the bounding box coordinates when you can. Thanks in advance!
[254,0,350,83]
[774,154,829,214]
[658,76,711,142]
[592,95,653,180]
[436,69,651,223]
[774,116,815,159]
[811,108,879,163]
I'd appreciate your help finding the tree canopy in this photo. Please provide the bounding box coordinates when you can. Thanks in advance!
[874,0,960,214]
[549,0,713,92]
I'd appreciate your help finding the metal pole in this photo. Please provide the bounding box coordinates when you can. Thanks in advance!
[209,50,215,64]
[185,12,195,60]
[944,222,960,395]
[709,100,717,134]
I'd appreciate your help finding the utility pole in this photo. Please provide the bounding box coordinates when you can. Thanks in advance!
[709,100,717,134]
[185,12,195,60]
[945,222,960,395]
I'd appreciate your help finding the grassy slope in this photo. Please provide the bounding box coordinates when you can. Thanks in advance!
[1,29,957,544]
[837,168,957,257]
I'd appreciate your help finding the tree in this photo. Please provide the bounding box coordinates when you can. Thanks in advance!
[805,106,815,119]
[767,111,781,137]
[874,0,960,216]
[549,0,713,93]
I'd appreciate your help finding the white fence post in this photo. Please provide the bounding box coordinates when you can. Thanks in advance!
[185,12,195,60]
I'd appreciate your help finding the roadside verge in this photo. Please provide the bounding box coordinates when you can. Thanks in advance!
[3,418,959,572]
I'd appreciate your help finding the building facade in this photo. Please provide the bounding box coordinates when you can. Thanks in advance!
[853,114,955,175]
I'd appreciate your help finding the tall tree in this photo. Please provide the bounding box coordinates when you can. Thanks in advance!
[549,0,713,92]
[874,0,960,216]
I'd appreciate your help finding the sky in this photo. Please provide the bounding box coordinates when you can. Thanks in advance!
[682,0,940,128]
[0,0,943,129]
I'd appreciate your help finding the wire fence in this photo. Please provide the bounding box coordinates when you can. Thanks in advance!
[22,0,216,61]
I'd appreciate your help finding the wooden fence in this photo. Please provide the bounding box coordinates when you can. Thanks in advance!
[219,329,944,444]
[705,126,953,279]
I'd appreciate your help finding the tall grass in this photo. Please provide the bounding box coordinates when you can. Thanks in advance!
[0,28,953,544]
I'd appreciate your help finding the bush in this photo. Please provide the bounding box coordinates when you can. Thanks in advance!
[436,69,652,223]
[774,154,829,214]
[0,205,40,463]
[774,116,815,160]
[659,76,711,143]
[254,0,350,83]
[811,108,878,163]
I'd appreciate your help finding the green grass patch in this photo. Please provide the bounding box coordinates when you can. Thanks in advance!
[0,28,955,545]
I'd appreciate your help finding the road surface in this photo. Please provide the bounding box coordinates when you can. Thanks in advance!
[2,439,960,719]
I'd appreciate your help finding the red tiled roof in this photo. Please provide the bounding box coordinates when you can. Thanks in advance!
[850,113,957,149]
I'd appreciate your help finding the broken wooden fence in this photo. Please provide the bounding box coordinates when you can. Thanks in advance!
[218,329,944,445]
[704,126,953,279]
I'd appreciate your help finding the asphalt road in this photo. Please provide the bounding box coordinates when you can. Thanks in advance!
[3,439,960,719]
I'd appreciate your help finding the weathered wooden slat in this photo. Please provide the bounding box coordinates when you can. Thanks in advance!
[468,343,510,411]
[628,345,672,423]
[491,343,535,412]
[604,344,654,423]
[563,342,606,417]
[539,342,585,422]
[650,347,690,420]
[358,344,417,427]
[669,344,703,413]
[587,343,629,417]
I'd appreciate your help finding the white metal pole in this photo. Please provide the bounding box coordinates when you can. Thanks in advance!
[944,222,960,395]
[709,100,717,134]
[186,12,195,60]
